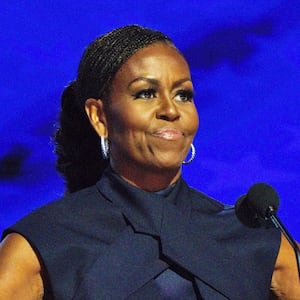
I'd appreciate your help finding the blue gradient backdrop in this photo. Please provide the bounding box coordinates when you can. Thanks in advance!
[1,1,299,240]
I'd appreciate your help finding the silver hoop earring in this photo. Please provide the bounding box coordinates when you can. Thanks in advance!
[100,136,109,159]
[182,143,196,164]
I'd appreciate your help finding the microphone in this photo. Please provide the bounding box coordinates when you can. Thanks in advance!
[235,183,300,278]
[235,183,279,227]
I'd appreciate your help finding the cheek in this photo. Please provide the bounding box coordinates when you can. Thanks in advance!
[185,107,200,135]
[107,108,148,139]
[194,112,200,132]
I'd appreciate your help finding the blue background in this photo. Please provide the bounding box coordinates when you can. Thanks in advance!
[1,1,299,240]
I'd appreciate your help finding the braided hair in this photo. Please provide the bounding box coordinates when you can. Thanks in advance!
[54,25,173,193]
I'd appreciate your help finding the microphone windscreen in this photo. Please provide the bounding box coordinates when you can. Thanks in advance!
[235,194,261,228]
[247,183,279,217]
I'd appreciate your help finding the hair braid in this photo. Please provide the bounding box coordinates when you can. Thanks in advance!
[54,25,174,192]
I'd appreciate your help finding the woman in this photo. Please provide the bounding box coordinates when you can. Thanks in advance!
[0,25,299,299]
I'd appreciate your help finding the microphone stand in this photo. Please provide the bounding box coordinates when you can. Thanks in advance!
[267,206,300,279]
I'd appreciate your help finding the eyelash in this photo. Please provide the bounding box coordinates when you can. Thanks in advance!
[133,88,194,102]
[134,88,156,99]
[175,89,194,102]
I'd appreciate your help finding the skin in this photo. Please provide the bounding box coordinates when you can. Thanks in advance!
[0,42,299,299]
[271,236,300,299]
[0,233,43,300]
[86,42,199,191]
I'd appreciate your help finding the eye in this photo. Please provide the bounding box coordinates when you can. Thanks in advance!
[134,88,157,100]
[175,89,194,102]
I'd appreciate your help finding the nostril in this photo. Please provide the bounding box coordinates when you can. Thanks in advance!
[158,115,170,121]
[156,111,180,121]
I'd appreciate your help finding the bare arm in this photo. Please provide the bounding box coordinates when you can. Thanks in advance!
[0,233,44,300]
[271,233,300,299]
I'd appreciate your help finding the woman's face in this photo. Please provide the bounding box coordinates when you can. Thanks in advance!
[105,42,199,182]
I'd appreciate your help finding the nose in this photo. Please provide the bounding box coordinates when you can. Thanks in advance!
[156,96,180,121]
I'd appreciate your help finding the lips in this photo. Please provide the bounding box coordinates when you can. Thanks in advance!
[152,127,184,140]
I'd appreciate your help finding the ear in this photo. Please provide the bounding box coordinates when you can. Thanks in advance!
[85,98,108,137]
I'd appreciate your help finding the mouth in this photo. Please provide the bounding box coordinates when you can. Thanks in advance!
[152,127,184,140]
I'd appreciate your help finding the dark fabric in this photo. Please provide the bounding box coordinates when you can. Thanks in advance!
[2,167,281,299]
[154,268,197,299]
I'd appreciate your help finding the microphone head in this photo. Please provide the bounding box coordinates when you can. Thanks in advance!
[235,194,261,228]
[247,183,279,218]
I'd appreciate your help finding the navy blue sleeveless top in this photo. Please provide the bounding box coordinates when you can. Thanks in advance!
[3,167,280,299]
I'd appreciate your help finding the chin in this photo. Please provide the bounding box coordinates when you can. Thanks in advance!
[154,160,182,171]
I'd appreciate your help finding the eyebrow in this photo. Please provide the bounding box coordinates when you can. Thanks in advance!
[127,77,192,89]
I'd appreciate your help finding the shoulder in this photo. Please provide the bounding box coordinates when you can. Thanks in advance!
[0,233,43,300]
[271,234,300,299]
[187,182,281,254]
[2,183,125,258]
[185,183,225,213]
[4,184,120,235]
[1,184,127,298]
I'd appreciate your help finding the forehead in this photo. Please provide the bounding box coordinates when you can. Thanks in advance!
[115,42,190,79]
